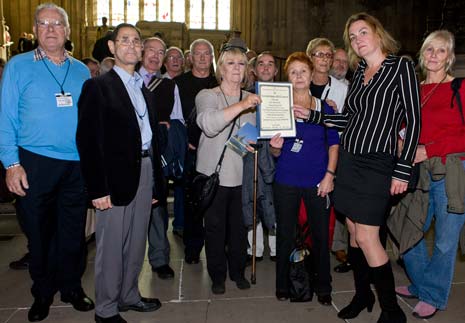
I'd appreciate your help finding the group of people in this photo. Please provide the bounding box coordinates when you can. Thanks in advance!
[1,3,464,323]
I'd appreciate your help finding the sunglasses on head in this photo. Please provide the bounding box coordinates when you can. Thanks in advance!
[220,43,247,53]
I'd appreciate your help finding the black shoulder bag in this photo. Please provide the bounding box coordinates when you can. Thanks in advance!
[451,77,465,125]
[192,90,242,217]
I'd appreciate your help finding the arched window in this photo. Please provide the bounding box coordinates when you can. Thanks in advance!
[96,0,231,30]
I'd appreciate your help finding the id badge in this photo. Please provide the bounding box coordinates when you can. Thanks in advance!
[55,93,73,107]
[291,139,303,153]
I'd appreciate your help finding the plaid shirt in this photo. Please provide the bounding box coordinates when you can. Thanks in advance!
[33,46,71,66]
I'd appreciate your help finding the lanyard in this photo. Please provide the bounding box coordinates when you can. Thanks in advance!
[42,58,71,95]
[322,76,332,101]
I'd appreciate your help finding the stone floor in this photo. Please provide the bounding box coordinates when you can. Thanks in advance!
[0,203,464,323]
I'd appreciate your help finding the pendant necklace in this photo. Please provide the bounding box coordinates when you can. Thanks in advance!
[421,74,447,107]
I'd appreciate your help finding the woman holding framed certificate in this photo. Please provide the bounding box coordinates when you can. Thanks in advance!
[269,52,339,304]
[195,44,261,295]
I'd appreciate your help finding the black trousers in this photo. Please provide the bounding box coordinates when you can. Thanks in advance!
[274,182,331,296]
[204,185,247,283]
[17,148,87,300]
[183,149,205,258]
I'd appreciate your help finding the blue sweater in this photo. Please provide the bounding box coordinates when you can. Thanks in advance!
[0,50,90,166]
[275,103,339,188]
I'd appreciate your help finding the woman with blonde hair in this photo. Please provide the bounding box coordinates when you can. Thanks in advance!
[395,30,465,320]
[296,13,420,323]
[195,45,261,295]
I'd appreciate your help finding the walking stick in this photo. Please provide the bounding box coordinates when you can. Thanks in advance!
[250,143,260,284]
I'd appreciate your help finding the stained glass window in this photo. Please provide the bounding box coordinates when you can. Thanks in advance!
[217,0,230,30]
[189,1,202,29]
[144,1,157,21]
[96,0,109,24]
[126,0,139,25]
[203,0,216,30]
[95,1,229,30]
[158,0,171,22]
[111,0,125,25]
[173,0,185,23]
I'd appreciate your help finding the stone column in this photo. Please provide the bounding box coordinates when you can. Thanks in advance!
[0,0,7,60]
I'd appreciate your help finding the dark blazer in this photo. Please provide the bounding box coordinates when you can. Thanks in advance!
[76,69,166,206]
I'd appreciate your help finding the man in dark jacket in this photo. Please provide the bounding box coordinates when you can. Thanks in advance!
[174,38,217,264]
[77,23,165,323]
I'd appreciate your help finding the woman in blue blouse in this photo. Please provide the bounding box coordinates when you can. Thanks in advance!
[270,52,339,305]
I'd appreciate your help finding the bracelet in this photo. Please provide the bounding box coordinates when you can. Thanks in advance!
[326,169,336,176]
[305,110,311,122]
[6,162,20,169]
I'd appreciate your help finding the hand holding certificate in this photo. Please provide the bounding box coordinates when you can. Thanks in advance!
[256,82,296,138]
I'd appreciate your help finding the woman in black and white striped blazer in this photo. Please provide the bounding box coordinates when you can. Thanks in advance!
[296,13,420,323]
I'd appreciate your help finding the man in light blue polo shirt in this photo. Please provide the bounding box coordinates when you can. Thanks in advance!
[0,3,94,322]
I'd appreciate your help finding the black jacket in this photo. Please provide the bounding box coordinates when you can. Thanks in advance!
[77,69,166,206]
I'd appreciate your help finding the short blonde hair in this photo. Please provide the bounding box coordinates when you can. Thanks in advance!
[306,38,335,57]
[343,12,399,70]
[419,30,455,74]
[215,47,248,87]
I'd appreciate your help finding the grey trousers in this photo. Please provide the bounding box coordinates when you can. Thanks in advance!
[147,204,170,268]
[95,158,153,318]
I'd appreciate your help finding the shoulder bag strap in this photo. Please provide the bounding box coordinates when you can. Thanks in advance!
[215,90,243,173]
[451,77,465,125]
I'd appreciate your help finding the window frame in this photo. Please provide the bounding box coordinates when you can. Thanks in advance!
[94,0,231,30]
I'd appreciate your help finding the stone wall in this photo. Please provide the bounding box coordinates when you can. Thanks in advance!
[3,0,462,66]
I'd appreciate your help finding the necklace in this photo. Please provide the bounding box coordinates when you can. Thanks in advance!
[421,74,447,107]
[219,86,243,106]
[219,86,242,131]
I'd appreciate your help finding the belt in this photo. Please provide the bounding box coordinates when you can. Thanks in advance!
[141,149,150,158]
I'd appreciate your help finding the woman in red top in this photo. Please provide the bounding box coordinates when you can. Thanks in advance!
[395,30,465,319]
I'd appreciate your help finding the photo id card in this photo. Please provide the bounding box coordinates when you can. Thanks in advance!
[291,139,303,153]
[55,93,73,107]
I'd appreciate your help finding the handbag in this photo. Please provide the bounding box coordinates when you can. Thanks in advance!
[191,89,242,216]
[289,222,313,302]
[289,248,312,302]
[192,120,236,216]
[192,170,220,216]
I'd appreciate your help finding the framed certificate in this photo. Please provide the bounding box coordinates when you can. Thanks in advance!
[256,82,296,138]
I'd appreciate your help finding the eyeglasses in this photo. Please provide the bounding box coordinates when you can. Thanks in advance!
[37,19,65,29]
[311,52,334,59]
[115,38,143,47]
[166,55,184,61]
[145,47,165,56]
[192,51,212,57]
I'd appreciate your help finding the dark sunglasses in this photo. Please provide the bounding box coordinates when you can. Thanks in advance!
[220,43,247,53]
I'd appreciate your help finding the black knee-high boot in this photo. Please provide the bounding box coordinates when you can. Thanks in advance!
[338,246,375,319]
[372,261,406,323]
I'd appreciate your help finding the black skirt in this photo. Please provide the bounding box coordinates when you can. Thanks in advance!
[333,149,395,226]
